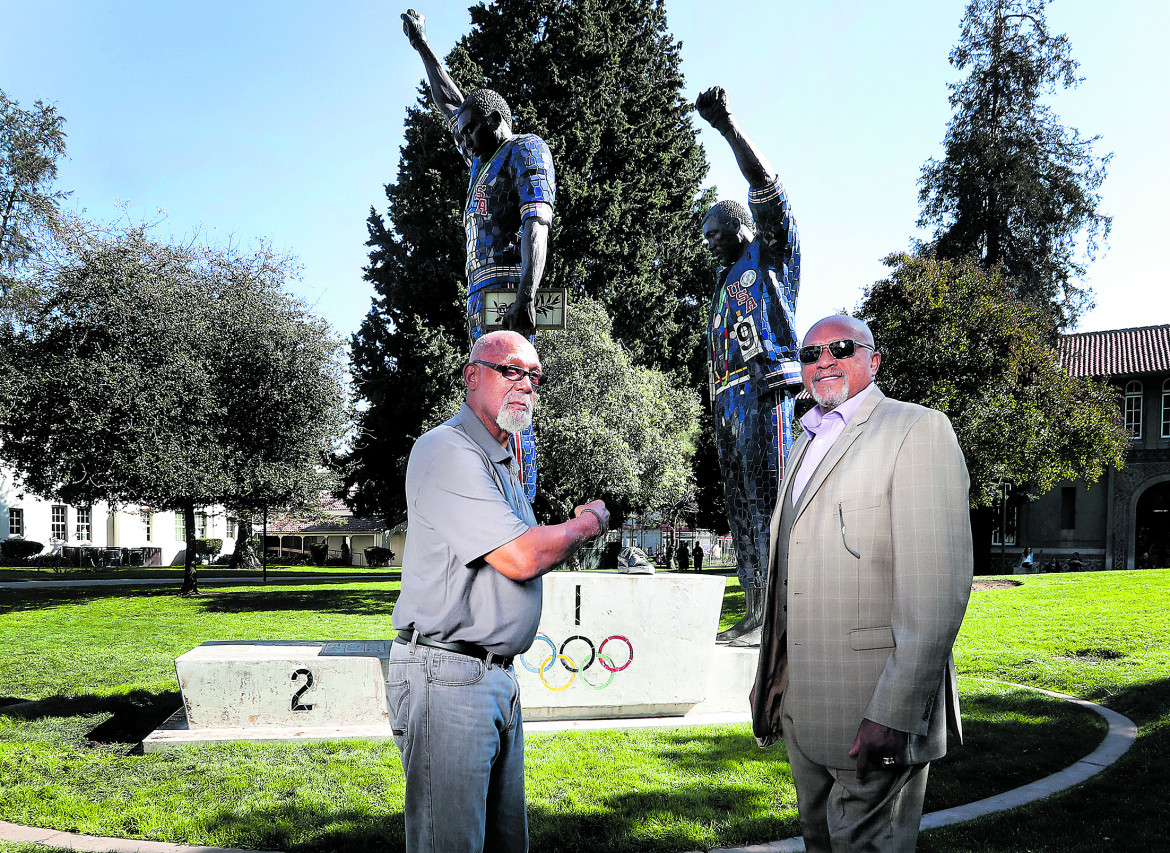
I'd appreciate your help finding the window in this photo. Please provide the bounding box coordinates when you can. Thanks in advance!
[226,517,238,539]
[8,508,23,538]
[75,506,92,542]
[1162,378,1170,439]
[142,511,153,542]
[1060,487,1077,530]
[175,514,185,541]
[991,483,1017,546]
[1124,380,1143,439]
[195,512,208,539]
[51,505,68,541]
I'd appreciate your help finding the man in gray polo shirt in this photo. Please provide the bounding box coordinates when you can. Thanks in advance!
[387,330,609,853]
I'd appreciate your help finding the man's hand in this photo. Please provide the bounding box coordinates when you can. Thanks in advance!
[572,500,610,538]
[402,9,426,48]
[848,718,908,782]
[502,293,537,337]
[695,86,733,133]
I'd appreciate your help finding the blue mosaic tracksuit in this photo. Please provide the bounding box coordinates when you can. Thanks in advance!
[455,126,556,501]
[708,177,802,589]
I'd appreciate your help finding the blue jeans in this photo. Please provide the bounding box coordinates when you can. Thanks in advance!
[386,641,527,852]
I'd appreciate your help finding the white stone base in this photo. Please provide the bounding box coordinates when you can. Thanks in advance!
[146,572,753,748]
[142,706,397,752]
[144,642,759,750]
[518,572,726,719]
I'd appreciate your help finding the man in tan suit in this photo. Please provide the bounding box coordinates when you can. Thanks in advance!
[751,314,972,852]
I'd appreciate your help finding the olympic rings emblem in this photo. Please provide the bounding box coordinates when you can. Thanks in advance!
[519,633,634,690]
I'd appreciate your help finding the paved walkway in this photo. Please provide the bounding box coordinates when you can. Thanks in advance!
[0,680,1137,853]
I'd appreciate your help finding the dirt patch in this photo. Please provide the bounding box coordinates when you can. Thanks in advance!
[972,578,1024,591]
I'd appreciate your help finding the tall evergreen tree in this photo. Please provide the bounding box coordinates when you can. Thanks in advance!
[918,0,1111,328]
[346,0,712,522]
[0,90,68,315]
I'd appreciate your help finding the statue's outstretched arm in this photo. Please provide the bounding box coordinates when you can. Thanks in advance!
[402,9,464,119]
[695,86,775,189]
[502,216,551,336]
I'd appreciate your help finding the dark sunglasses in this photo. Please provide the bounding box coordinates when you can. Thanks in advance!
[798,339,874,365]
[472,359,547,388]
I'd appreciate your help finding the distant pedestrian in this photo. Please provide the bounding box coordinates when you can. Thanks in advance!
[693,543,704,573]
[1019,547,1033,573]
[678,543,690,572]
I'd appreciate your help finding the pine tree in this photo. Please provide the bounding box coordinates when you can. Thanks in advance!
[345,0,712,522]
[918,0,1111,328]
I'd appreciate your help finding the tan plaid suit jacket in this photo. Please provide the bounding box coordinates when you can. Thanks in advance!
[750,387,973,769]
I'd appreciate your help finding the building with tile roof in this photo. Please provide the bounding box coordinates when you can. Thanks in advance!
[263,494,401,566]
[1005,325,1170,573]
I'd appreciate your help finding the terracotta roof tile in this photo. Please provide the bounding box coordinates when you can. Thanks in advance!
[1058,325,1170,378]
[266,515,386,534]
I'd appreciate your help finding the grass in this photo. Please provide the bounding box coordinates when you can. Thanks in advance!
[0,571,1166,852]
[0,564,396,582]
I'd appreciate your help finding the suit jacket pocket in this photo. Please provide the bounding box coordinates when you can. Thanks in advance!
[850,626,894,651]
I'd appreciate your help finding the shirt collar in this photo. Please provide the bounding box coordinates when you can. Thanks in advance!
[800,381,877,438]
[453,403,515,465]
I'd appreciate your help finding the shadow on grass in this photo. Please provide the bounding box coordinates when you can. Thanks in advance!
[193,587,400,616]
[921,677,1170,853]
[0,585,178,614]
[529,784,799,853]
[0,689,181,749]
[0,583,399,617]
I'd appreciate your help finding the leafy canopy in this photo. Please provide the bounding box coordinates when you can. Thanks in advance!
[856,252,1127,507]
[0,220,348,591]
[0,89,69,313]
[918,0,1111,328]
[533,297,699,524]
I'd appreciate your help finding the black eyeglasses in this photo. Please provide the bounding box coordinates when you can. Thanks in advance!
[798,339,874,365]
[472,360,547,388]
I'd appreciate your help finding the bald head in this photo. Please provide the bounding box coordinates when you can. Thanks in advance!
[464,331,541,445]
[802,315,875,350]
[470,331,535,366]
[799,314,881,411]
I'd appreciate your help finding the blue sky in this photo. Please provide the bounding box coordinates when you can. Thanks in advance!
[2,1,1166,343]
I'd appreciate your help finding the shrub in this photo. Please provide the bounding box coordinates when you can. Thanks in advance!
[309,543,329,566]
[193,539,224,559]
[364,546,394,567]
[1,539,44,561]
[263,550,315,566]
[30,553,68,569]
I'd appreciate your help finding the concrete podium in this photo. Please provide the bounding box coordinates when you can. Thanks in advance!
[145,572,746,751]
[515,572,726,719]
[144,640,397,752]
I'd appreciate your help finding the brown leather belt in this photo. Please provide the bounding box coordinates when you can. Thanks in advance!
[395,629,515,668]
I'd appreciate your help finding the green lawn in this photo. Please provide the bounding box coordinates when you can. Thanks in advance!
[0,570,1166,852]
[0,564,396,583]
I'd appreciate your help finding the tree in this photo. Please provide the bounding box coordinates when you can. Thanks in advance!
[0,221,347,593]
[856,251,1127,509]
[345,0,713,523]
[0,90,68,310]
[533,297,699,526]
[917,0,1111,329]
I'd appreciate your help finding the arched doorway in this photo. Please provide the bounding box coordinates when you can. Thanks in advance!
[1135,482,1170,569]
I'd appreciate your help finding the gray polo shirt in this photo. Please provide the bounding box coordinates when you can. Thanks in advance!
[392,403,541,656]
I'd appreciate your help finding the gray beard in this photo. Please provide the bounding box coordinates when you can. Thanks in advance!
[496,401,533,434]
[810,377,849,411]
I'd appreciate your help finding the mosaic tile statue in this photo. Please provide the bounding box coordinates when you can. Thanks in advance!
[697,86,802,646]
[402,9,556,500]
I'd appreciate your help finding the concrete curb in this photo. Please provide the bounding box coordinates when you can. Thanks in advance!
[0,680,1138,853]
[701,679,1138,853]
